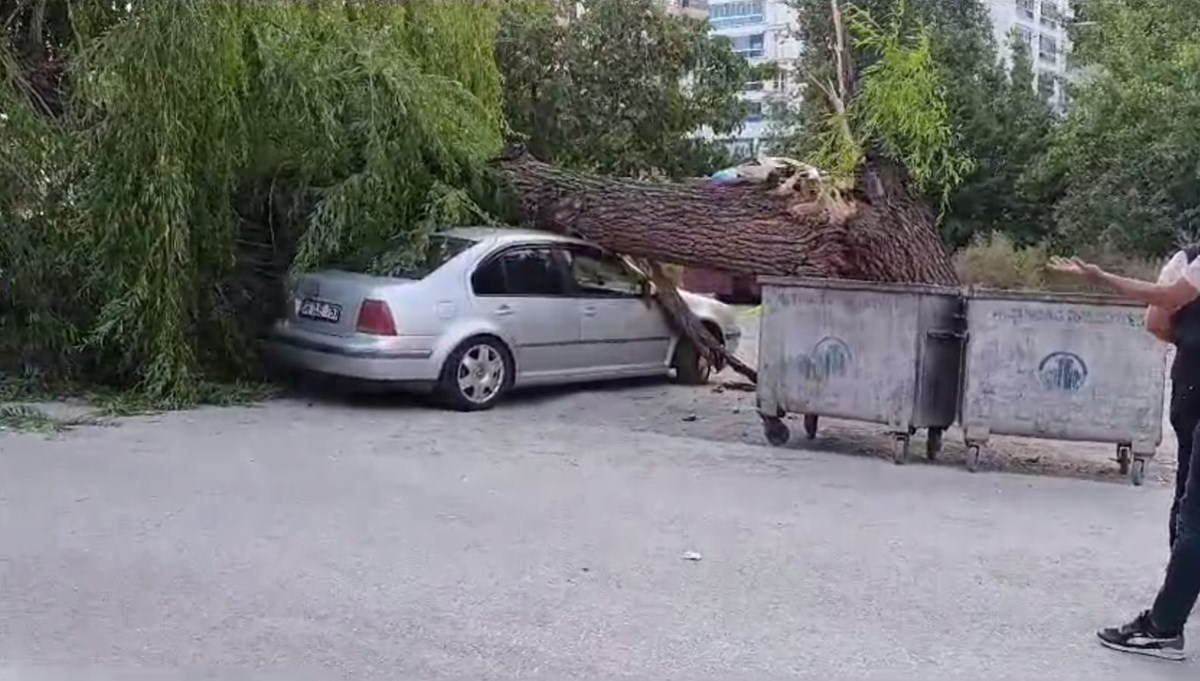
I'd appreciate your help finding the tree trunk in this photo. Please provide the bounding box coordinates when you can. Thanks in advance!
[497,147,958,286]
[640,259,757,383]
[494,146,959,385]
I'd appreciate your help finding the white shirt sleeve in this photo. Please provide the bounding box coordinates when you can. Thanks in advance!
[1159,251,1188,284]
[1183,254,1200,292]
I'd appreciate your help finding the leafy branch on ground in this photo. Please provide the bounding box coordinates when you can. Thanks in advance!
[0,404,106,434]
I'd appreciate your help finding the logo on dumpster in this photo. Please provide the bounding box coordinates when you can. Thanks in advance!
[801,337,852,381]
[1038,351,1088,392]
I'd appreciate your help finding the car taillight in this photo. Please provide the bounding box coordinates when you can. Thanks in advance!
[356,299,397,336]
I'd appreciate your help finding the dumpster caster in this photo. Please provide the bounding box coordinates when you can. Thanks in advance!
[1130,458,1147,487]
[892,435,911,465]
[763,418,790,447]
[966,444,981,473]
[1116,445,1132,475]
[803,414,819,440]
[926,427,944,461]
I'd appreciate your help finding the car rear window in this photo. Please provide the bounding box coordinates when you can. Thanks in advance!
[384,235,475,280]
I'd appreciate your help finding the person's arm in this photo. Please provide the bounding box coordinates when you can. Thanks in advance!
[1146,305,1174,343]
[1094,270,1198,310]
[1049,256,1200,312]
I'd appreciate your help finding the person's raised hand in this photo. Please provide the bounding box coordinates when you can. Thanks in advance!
[1048,256,1105,283]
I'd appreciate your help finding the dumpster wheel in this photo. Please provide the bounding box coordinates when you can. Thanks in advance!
[926,428,944,461]
[763,418,790,447]
[803,414,819,440]
[1116,445,1132,475]
[1130,458,1147,487]
[966,445,982,473]
[892,435,910,465]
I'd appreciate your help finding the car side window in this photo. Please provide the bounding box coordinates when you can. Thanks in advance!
[472,257,507,296]
[567,248,642,297]
[472,247,567,297]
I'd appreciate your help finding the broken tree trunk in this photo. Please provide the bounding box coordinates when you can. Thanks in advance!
[494,146,958,385]
[497,147,957,286]
[636,258,758,383]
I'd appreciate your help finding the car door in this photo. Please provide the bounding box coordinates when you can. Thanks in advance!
[562,245,673,375]
[470,245,581,384]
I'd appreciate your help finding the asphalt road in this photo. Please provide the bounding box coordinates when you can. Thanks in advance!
[0,391,1195,680]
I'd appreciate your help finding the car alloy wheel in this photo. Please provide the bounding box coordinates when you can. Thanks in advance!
[456,343,506,405]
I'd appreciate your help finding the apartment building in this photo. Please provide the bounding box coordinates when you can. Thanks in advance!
[988,0,1074,110]
[693,0,802,157]
[661,0,710,19]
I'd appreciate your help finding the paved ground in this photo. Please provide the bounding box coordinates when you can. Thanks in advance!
[0,310,1193,679]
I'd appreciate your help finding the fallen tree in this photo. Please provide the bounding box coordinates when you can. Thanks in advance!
[498,146,958,285]
[496,146,956,384]
[495,0,968,384]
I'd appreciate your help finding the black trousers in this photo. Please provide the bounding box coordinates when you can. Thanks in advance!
[1151,361,1200,632]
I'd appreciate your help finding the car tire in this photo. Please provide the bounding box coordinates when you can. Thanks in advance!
[673,324,722,385]
[437,336,514,411]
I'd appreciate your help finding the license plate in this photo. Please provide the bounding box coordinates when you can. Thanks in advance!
[298,298,342,323]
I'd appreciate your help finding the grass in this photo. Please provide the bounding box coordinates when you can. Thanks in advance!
[0,404,107,434]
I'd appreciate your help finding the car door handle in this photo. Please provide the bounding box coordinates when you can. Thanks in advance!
[582,305,597,317]
[494,305,514,317]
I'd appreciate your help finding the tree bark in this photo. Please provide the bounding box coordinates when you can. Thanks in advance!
[494,146,958,385]
[496,147,958,286]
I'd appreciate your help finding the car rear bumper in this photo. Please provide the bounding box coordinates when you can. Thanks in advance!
[266,325,442,383]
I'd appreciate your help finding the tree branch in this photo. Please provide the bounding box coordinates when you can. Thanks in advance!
[830,0,854,101]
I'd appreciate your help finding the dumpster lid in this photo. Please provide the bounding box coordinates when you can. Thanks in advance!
[964,286,1145,308]
[757,276,960,297]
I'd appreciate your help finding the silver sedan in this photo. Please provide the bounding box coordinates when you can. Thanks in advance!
[266,227,742,410]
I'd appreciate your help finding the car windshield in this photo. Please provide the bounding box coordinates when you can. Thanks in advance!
[384,235,475,280]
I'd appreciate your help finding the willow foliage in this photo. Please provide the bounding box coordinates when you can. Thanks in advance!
[790,0,973,208]
[1,0,505,404]
[849,4,973,205]
[0,39,80,381]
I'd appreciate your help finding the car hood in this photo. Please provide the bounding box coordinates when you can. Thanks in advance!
[679,289,738,330]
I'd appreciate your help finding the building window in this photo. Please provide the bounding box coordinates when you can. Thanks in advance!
[1038,34,1058,63]
[773,69,789,91]
[1012,24,1034,48]
[709,1,765,29]
[744,100,764,122]
[744,80,765,91]
[731,33,765,58]
[1016,0,1035,20]
[1040,1,1060,29]
[1037,72,1056,99]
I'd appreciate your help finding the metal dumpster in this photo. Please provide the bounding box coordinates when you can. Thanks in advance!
[756,277,966,463]
[960,289,1169,485]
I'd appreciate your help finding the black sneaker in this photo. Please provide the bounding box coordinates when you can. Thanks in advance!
[1097,611,1186,661]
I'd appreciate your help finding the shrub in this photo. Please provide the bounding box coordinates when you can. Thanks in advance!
[954,232,1048,290]
[955,232,1166,292]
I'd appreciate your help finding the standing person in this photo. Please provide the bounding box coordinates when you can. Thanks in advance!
[1050,249,1200,661]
